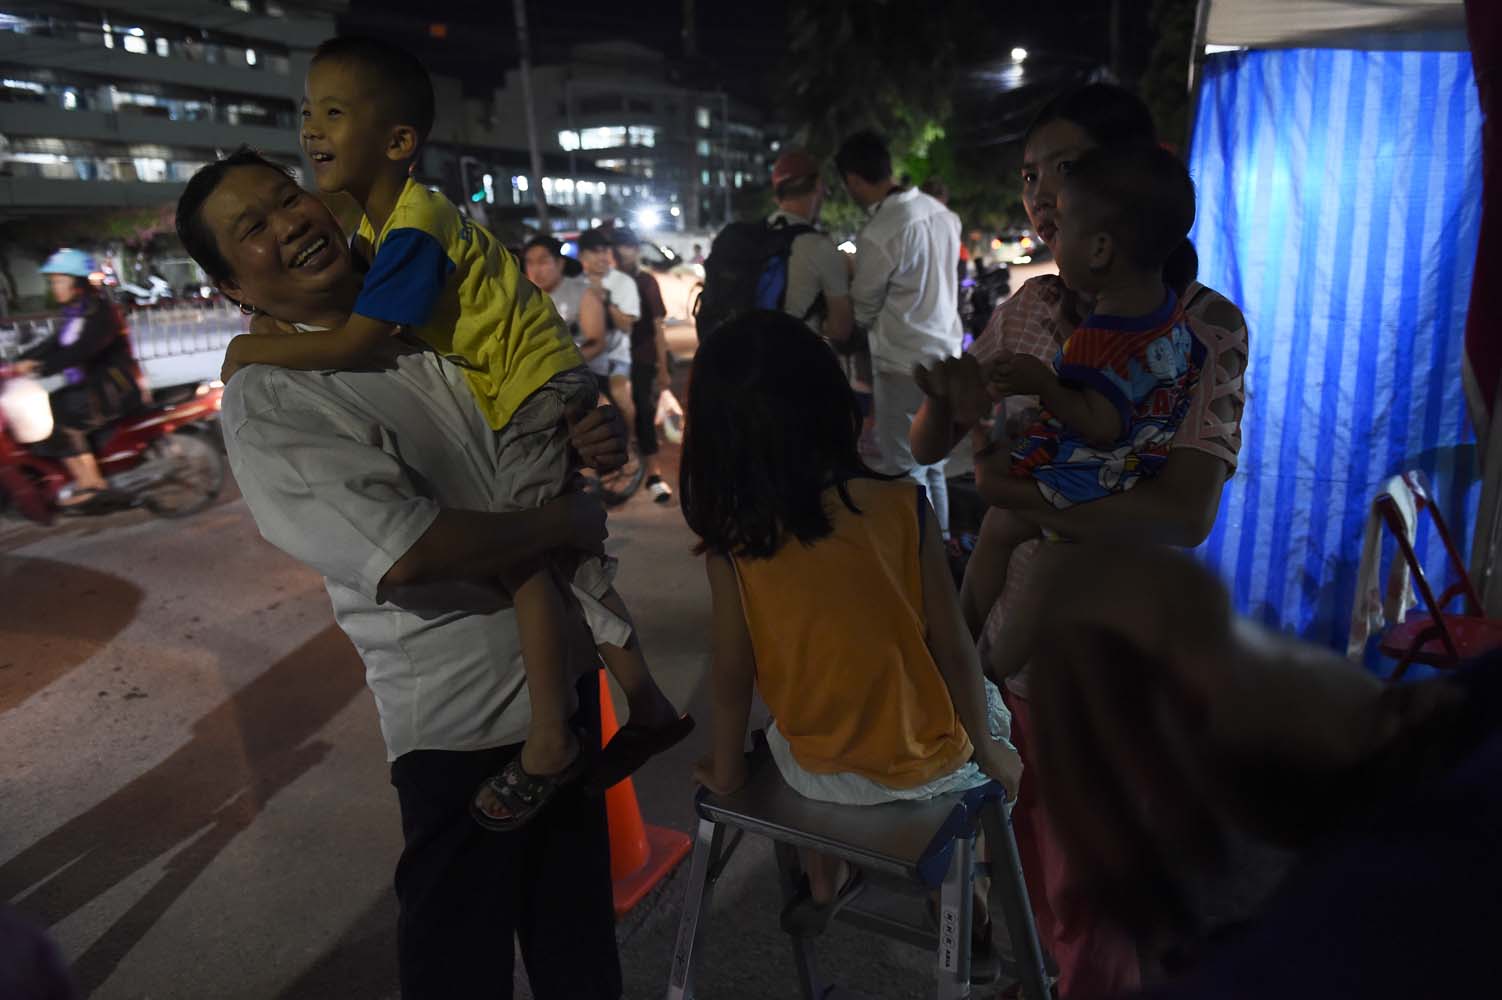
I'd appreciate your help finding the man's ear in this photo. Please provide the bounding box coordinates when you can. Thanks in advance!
[387,125,418,162]
[1089,231,1114,273]
[216,277,246,308]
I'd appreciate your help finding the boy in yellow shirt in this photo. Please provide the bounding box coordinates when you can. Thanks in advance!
[219,36,688,829]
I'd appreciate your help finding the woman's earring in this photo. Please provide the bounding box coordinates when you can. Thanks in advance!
[238,301,256,316]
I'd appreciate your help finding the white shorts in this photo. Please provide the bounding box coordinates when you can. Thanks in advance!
[767,681,1013,806]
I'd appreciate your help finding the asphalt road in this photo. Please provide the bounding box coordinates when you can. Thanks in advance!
[1,402,1020,999]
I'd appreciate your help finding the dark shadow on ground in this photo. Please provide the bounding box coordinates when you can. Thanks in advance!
[0,557,143,713]
[0,625,365,995]
[278,892,399,1000]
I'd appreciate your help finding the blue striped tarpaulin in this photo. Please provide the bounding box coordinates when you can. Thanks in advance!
[1189,47,1484,655]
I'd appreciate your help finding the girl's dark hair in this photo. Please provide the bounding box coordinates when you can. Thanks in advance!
[1024,82,1160,152]
[680,311,878,558]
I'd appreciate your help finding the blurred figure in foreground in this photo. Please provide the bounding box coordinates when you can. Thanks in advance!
[1028,547,1502,999]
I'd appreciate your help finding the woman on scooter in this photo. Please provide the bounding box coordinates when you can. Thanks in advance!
[15,249,143,506]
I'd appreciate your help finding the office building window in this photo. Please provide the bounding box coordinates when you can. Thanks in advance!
[696,140,710,157]
[155,38,170,57]
[696,106,711,129]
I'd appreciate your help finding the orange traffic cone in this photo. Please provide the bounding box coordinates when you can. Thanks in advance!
[598,671,692,917]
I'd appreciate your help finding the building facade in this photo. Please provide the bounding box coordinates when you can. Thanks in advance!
[484,41,772,232]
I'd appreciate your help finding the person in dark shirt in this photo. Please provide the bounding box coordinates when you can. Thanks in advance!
[1025,546,1502,999]
[611,226,673,504]
[16,249,142,506]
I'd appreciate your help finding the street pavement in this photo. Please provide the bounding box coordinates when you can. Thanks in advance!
[1,410,1018,998]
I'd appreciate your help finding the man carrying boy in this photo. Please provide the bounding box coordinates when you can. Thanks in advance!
[217,36,687,834]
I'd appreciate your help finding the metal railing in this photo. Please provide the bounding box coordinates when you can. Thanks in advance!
[0,301,245,387]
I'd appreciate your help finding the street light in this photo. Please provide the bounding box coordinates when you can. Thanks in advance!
[1012,46,1028,62]
[634,206,661,231]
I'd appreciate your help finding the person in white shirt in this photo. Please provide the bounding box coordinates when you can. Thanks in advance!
[175,153,628,998]
[838,130,964,537]
[577,227,641,438]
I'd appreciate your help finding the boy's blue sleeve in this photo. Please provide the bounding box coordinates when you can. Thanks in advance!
[352,228,453,327]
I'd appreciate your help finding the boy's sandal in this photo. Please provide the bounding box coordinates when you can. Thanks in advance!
[471,732,591,833]
[779,867,866,938]
[583,714,696,794]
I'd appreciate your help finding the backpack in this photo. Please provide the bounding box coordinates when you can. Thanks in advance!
[694,218,818,341]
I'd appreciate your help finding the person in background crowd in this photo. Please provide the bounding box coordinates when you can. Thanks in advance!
[838,130,964,540]
[690,243,705,264]
[766,149,864,403]
[15,249,143,507]
[522,236,607,365]
[578,227,642,442]
[610,225,674,504]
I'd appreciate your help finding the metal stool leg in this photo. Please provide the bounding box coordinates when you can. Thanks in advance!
[774,841,832,1000]
[667,818,724,1000]
[982,802,1050,1000]
[935,831,975,999]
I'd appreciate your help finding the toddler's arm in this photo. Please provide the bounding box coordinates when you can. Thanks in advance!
[695,553,756,795]
[221,313,402,382]
[918,499,1023,798]
[990,351,1122,446]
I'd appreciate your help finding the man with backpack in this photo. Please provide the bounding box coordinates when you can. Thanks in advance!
[837,130,964,539]
[694,150,852,350]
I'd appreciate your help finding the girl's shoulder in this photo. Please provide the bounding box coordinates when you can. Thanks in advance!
[841,475,923,521]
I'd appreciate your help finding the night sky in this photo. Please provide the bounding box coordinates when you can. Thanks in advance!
[341,0,1157,144]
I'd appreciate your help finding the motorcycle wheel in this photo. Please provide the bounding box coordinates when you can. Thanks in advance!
[142,430,226,518]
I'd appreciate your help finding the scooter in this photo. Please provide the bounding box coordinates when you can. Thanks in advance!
[116,274,176,309]
[0,365,226,524]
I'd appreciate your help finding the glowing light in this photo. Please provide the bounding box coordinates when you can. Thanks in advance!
[1011,47,1028,62]
[634,206,661,231]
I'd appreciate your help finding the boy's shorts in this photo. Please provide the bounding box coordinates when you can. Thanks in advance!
[489,364,630,649]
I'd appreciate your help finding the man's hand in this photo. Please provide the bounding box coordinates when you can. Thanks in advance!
[568,403,627,472]
[544,491,608,557]
[693,752,749,796]
[989,352,1055,398]
[12,359,40,377]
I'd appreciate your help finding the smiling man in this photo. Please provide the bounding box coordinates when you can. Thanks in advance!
[174,148,627,1000]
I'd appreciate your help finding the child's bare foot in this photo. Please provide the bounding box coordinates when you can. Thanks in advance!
[519,725,579,776]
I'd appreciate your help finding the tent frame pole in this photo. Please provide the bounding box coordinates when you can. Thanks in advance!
[1185,0,1215,156]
